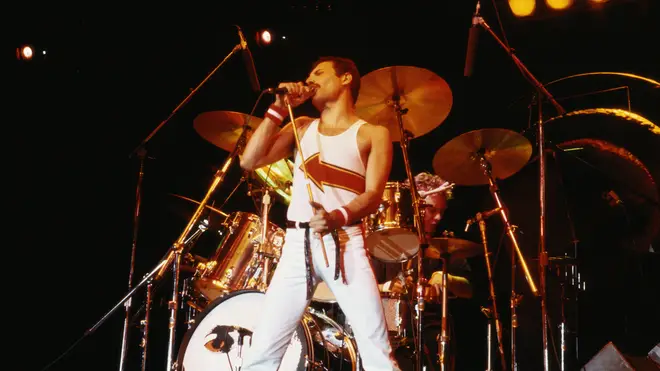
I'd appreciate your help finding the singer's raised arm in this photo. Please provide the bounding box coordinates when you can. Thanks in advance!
[240,113,313,171]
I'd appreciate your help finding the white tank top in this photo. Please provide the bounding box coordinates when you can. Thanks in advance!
[287,119,367,222]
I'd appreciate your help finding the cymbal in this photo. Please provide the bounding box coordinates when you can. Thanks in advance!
[432,128,532,186]
[253,159,294,205]
[169,194,229,219]
[355,66,453,141]
[193,111,262,151]
[425,237,483,261]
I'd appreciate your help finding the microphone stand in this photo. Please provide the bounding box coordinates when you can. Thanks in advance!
[118,146,146,371]
[474,13,565,371]
[390,96,430,371]
[259,187,272,290]
[115,42,243,371]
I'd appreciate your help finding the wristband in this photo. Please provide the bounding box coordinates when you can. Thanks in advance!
[330,207,351,227]
[265,104,287,126]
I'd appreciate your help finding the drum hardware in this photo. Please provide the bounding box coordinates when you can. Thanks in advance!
[467,210,506,371]
[192,211,285,300]
[363,181,419,262]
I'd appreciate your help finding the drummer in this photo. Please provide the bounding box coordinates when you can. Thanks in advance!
[372,171,473,371]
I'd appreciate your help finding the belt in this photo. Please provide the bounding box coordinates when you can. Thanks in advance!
[286,220,353,299]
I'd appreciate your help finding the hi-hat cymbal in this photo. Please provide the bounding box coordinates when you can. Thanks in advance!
[432,128,532,186]
[425,237,483,261]
[193,111,263,151]
[253,159,295,205]
[355,66,453,141]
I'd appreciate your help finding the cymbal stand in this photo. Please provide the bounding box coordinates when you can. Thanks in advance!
[474,211,507,371]
[390,96,430,371]
[474,13,565,371]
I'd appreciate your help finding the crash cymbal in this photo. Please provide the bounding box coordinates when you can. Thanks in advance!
[193,111,263,151]
[432,128,532,186]
[253,159,294,205]
[355,66,453,141]
[425,237,483,261]
[169,194,229,219]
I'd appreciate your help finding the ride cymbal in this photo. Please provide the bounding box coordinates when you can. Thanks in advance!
[432,128,532,186]
[194,111,262,152]
[356,66,453,141]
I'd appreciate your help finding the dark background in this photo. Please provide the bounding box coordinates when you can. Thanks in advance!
[10,1,660,370]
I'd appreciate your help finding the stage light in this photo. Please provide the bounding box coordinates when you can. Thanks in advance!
[589,0,609,3]
[256,29,273,46]
[546,0,574,10]
[17,45,34,60]
[509,0,536,17]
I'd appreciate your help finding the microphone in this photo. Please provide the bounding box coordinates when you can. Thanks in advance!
[264,85,318,96]
[264,87,290,95]
[236,25,261,93]
[465,207,501,231]
[463,1,481,77]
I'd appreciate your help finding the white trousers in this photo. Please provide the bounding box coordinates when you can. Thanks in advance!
[241,225,401,371]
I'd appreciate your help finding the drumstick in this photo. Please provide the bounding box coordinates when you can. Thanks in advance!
[418,182,455,197]
[285,99,330,268]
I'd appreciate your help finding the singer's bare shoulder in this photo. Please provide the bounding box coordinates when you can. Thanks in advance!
[357,121,391,145]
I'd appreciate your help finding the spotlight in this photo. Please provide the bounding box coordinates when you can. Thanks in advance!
[509,0,536,17]
[17,45,34,61]
[546,0,574,10]
[256,29,273,46]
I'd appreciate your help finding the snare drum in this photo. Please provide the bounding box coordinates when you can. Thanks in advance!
[192,211,285,301]
[364,181,419,263]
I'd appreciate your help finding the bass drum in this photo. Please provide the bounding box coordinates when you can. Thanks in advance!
[176,290,357,371]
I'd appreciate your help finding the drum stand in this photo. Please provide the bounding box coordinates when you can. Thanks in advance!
[388,96,437,371]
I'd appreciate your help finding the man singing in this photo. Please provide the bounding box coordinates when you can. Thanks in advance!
[240,56,400,370]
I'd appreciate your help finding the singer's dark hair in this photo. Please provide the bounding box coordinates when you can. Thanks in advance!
[311,56,361,105]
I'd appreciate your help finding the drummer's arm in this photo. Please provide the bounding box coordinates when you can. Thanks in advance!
[430,272,473,299]
[240,116,312,170]
[338,125,393,223]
